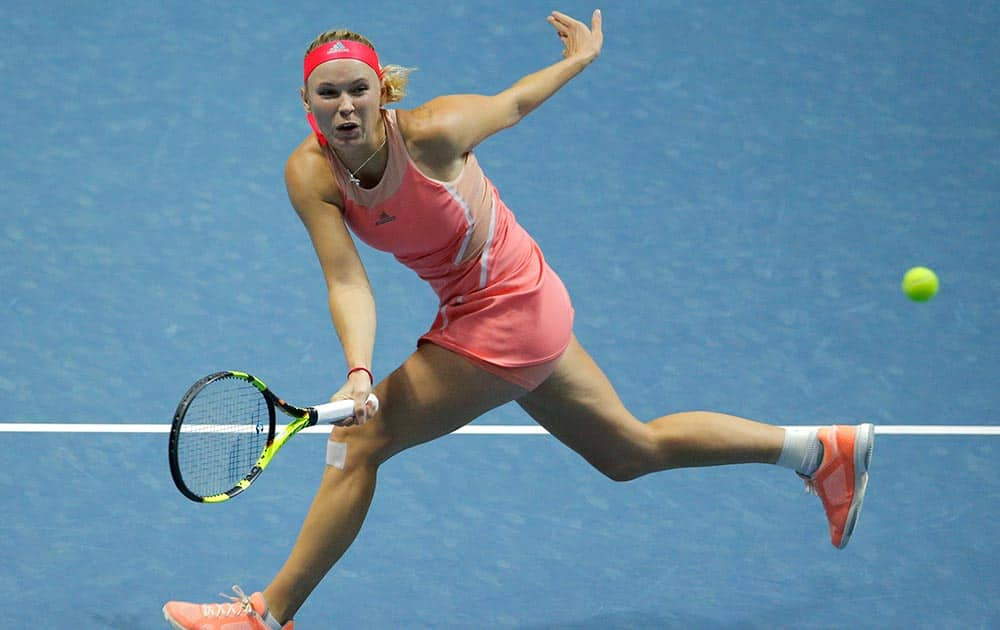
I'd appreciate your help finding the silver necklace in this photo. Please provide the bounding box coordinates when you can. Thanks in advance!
[336,134,387,187]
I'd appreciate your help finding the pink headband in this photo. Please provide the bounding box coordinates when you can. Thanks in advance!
[303,40,383,83]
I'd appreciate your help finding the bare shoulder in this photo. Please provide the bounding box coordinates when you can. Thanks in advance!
[394,105,444,151]
[395,100,478,176]
[285,135,342,211]
[396,96,483,145]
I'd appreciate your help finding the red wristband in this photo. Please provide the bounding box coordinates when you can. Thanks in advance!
[347,366,374,385]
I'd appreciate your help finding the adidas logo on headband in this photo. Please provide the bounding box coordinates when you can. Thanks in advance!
[304,38,384,83]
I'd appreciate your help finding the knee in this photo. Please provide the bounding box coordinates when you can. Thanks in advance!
[587,429,660,482]
[587,443,653,482]
[327,421,393,474]
[594,456,647,483]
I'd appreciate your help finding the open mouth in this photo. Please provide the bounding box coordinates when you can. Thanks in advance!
[335,122,360,132]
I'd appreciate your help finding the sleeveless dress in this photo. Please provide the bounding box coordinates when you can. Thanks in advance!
[320,109,573,389]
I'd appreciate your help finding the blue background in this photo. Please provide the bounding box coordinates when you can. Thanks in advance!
[2,1,997,628]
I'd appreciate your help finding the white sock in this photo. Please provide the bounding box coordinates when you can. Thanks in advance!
[262,610,284,630]
[776,427,823,476]
[259,605,284,630]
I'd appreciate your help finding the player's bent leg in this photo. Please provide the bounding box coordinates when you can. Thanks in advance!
[517,335,785,481]
[262,342,526,624]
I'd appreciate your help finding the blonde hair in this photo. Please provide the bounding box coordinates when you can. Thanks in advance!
[305,29,414,104]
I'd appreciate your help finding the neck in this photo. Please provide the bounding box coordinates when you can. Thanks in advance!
[349,122,387,160]
[331,115,388,187]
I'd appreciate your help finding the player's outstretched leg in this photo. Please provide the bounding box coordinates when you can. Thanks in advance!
[517,335,874,548]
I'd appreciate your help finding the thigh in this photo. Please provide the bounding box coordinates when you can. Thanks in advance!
[516,335,649,472]
[333,342,528,465]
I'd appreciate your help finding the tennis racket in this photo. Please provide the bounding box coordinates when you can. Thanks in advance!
[168,370,378,503]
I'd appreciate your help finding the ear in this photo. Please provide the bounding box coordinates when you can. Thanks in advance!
[301,86,311,112]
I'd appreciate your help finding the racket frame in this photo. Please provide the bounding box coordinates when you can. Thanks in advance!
[168,370,356,503]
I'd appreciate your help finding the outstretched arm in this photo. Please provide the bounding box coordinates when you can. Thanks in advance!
[512,10,604,120]
[407,10,603,159]
[285,143,377,422]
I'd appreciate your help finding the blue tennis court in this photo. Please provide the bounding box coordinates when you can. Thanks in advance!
[2,1,997,628]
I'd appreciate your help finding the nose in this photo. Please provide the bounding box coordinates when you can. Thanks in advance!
[337,97,355,118]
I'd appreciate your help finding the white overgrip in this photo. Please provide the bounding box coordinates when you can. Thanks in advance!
[313,393,380,424]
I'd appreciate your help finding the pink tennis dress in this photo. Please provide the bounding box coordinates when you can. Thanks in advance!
[320,109,574,389]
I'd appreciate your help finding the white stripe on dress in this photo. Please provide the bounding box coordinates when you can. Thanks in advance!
[444,183,477,266]
[478,194,497,289]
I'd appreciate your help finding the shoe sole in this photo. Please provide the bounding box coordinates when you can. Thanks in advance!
[837,423,874,549]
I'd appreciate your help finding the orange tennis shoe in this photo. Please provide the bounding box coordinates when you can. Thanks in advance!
[163,586,293,630]
[802,423,874,549]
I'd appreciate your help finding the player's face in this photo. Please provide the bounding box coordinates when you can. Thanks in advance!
[303,60,383,148]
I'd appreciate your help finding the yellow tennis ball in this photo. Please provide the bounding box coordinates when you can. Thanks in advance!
[902,266,939,302]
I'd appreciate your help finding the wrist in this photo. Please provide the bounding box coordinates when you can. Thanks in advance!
[347,366,374,385]
[565,52,597,68]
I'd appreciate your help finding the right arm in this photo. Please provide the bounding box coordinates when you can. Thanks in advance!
[285,138,377,421]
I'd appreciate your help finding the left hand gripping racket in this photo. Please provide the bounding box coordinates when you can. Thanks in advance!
[168,371,378,503]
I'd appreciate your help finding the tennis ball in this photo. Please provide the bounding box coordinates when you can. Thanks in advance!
[901,266,939,302]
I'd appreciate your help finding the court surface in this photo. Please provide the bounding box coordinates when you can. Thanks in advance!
[2,2,998,628]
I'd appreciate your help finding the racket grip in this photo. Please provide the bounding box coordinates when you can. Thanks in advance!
[313,393,380,423]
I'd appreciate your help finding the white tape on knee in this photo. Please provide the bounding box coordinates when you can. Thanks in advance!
[326,440,347,469]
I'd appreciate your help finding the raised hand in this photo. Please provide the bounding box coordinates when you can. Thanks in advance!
[547,9,604,64]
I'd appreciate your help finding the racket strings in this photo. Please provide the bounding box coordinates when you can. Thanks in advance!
[175,378,270,497]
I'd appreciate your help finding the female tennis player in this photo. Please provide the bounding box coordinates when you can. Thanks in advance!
[164,10,873,629]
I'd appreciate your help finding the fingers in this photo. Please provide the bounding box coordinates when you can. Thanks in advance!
[340,387,373,425]
[546,9,603,60]
[330,381,375,426]
[352,391,377,425]
[546,10,576,36]
[547,9,601,31]
[360,393,380,424]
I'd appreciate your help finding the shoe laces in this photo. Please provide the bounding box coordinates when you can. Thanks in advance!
[201,585,261,619]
